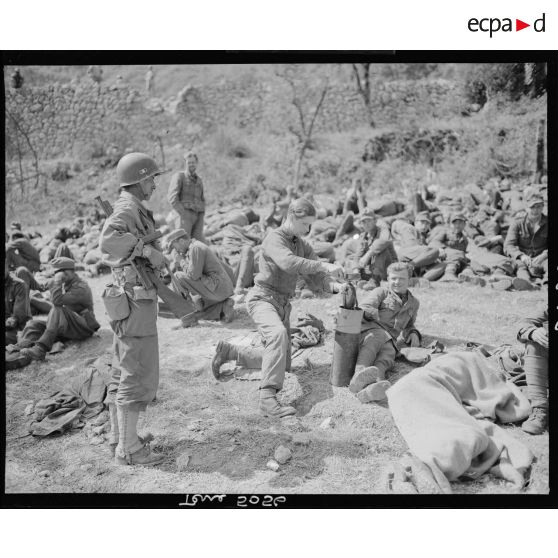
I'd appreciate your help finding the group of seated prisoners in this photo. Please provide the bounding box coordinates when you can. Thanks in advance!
[5,150,549,469]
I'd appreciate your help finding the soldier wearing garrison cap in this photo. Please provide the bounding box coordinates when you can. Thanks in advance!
[18,256,99,366]
[428,212,469,281]
[504,192,547,290]
[391,212,443,281]
[213,198,346,418]
[167,228,235,325]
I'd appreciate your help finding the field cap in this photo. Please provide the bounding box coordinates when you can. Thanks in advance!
[167,228,189,244]
[50,257,75,271]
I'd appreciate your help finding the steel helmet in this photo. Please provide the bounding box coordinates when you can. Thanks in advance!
[116,152,168,187]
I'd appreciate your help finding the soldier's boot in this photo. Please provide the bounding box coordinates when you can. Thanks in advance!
[356,380,391,404]
[458,271,486,287]
[440,264,459,282]
[512,277,537,291]
[349,366,380,394]
[258,388,296,418]
[521,406,548,435]
[211,340,238,380]
[179,313,199,328]
[20,342,48,361]
[114,406,165,466]
[221,298,236,322]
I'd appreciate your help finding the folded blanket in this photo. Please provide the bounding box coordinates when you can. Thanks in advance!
[387,351,533,486]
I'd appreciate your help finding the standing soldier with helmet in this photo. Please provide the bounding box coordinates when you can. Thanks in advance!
[167,151,206,242]
[100,152,169,467]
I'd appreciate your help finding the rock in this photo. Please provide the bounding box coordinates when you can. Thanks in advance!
[38,470,51,477]
[187,420,202,431]
[292,433,312,446]
[319,417,334,429]
[176,453,190,471]
[266,459,280,472]
[274,445,292,464]
[90,435,104,446]
[92,410,109,426]
[93,423,108,436]
[24,403,35,416]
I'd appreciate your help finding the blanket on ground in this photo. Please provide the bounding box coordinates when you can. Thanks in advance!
[387,351,533,487]
[29,367,107,436]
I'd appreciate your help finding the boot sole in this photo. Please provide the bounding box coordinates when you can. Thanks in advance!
[349,367,380,394]
[357,380,391,403]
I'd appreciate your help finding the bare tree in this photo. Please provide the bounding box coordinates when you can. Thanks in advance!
[351,63,375,127]
[275,65,330,190]
[5,106,43,200]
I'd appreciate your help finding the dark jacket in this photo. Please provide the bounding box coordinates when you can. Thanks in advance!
[517,307,548,344]
[5,273,31,329]
[168,171,205,214]
[253,227,330,299]
[360,286,420,342]
[504,214,547,260]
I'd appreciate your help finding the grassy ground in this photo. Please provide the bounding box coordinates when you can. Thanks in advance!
[5,276,548,495]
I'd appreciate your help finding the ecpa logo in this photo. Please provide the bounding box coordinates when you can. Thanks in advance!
[468,13,546,37]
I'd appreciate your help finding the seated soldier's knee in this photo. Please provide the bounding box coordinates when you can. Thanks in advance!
[524,341,548,358]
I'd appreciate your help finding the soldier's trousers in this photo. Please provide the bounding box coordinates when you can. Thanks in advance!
[398,245,439,270]
[524,341,548,408]
[178,209,205,243]
[355,331,397,380]
[21,306,95,350]
[246,288,291,392]
[107,294,159,411]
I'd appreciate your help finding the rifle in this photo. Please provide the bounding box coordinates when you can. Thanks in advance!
[95,196,194,319]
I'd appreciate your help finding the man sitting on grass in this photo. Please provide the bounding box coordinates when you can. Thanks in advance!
[348,262,421,404]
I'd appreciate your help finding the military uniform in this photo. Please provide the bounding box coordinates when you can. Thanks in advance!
[504,213,548,281]
[6,237,41,273]
[517,307,548,434]
[343,219,397,281]
[173,238,234,318]
[428,225,469,274]
[356,286,420,379]
[391,219,439,271]
[167,170,206,242]
[19,272,98,350]
[247,227,334,393]
[100,190,161,413]
[5,273,31,345]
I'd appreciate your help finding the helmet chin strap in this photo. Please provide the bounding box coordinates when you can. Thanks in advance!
[139,177,153,200]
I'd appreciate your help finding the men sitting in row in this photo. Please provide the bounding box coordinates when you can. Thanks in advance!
[5,260,31,346]
[11,257,100,367]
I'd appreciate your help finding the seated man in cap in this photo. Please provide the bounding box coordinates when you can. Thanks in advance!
[348,262,421,404]
[6,231,41,274]
[17,257,100,362]
[5,258,32,346]
[390,212,444,281]
[504,193,547,290]
[428,213,469,281]
[167,228,235,324]
[341,208,397,288]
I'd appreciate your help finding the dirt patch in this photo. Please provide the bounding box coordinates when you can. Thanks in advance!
[4,275,549,495]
